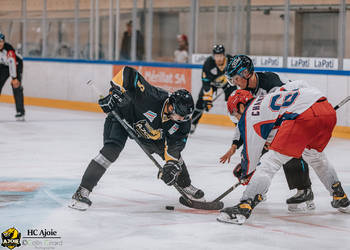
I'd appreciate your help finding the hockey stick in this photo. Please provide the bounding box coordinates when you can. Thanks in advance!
[212,181,241,202]
[334,96,350,110]
[209,95,350,203]
[87,80,223,210]
[192,85,230,122]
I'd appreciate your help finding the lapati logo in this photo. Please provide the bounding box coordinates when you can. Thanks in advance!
[1,227,21,249]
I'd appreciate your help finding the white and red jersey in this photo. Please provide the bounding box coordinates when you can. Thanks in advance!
[0,42,18,78]
[238,85,324,177]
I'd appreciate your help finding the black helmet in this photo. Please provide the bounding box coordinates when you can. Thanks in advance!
[0,32,5,41]
[169,89,194,121]
[213,44,225,55]
[225,55,254,85]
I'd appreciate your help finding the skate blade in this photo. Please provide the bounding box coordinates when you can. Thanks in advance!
[216,212,246,225]
[68,199,90,211]
[338,206,350,214]
[288,200,316,213]
[16,117,25,121]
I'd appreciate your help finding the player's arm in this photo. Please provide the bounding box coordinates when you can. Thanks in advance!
[6,45,17,79]
[111,66,146,92]
[6,44,20,88]
[280,80,310,91]
[220,126,242,164]
[99,66,150,113]
[158,125,189,186]
[164,123,190,162]
[237,118,266,183]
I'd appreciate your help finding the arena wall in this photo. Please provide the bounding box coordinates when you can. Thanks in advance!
[1,58,349,138]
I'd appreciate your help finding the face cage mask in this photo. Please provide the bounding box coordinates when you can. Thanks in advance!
[170,106,192,122]
[225,68,252,87]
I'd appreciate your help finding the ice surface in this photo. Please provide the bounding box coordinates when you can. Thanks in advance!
[1,103,350,250]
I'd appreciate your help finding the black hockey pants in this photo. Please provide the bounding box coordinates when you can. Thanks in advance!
[0,64,25,114]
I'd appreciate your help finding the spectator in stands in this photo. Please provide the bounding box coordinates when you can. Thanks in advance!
[120,20,144,61]
[174,34,189,63]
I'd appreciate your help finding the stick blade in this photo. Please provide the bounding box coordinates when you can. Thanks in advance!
[179,196,224,210]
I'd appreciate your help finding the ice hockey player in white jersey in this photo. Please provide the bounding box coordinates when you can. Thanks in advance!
[221,55,315,212]
[217,86,350,225]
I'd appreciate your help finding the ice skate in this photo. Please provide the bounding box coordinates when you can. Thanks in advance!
[69,186,92,211]
[15,112,25,121]
[331,182,350,213]
[287,188,316,212]
[182,184,205,201]
[217,194,262,225]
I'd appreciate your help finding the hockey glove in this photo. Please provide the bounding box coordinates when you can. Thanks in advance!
[233,163,255,185]
[203,88,213,111]
[98,84,124,113]
[158,160,182,186]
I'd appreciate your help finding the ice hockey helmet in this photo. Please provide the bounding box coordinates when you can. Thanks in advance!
[227,90,253,114]
[213,44,225,55]
[0,32,5,41]
[169,89,194,121]
[225,55,254,83]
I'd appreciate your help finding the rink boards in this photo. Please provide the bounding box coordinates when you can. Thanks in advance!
[1,58,350,138]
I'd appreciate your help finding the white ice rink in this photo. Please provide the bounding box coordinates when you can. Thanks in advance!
[1,103,350,250]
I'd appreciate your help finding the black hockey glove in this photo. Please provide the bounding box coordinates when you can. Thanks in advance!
[98,84,124,113]
[233,163,255,186]
[158,160,182,186]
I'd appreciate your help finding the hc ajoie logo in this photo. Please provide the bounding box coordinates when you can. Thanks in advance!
[1,227,21,249]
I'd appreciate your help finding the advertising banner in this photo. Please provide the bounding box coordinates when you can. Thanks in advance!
[113,65,192,92]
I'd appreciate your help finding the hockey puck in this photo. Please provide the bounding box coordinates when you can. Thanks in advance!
[165,205,175,210]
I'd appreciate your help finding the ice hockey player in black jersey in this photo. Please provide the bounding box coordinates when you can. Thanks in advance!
[70,66,205,211]
[0,32,25,121]
[190,44,236,134]
[220,54,315,212]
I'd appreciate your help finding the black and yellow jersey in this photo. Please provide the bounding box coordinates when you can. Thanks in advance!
[110,66,190,161]
[201,54,234,91]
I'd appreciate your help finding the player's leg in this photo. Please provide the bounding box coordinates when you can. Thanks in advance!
[70,114,128,210]
[12,61,25,121]
[190,87,205,134]
[283,158,315,212]
[218,150,292,224]
[302,149,349,213]
[302,100,349,213]
[176,159,205,200]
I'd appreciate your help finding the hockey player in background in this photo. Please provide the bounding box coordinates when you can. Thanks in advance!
[70,66,204,211]
[190,44,236,134]
[220,55,315,212]
[0,32,25,121]
[217,88,350,225]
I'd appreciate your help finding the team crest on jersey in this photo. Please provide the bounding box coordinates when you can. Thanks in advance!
[210,68,218,75]
[168,124,179,135]
[143,110,157,122]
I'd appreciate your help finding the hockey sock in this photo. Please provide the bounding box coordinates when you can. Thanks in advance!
[176,161,191,188]
[80,160,107,192]
[283,158,311,190]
